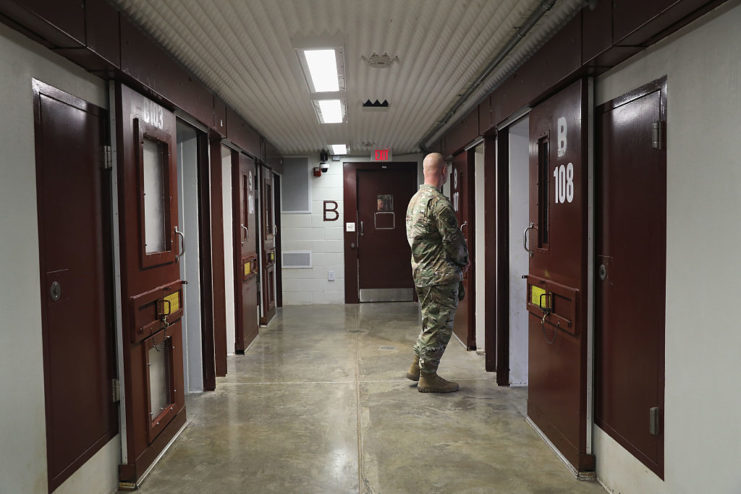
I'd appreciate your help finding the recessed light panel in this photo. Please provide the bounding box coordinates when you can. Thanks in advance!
[316,99,344,124]
[303,49,340,92]
[330,144,347,155]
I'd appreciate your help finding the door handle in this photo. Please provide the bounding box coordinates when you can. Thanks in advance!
[360,220,364,237]
[523,223,536,257]
[241,224,248,243]
[174,227,185,262]
[460,220,468,235]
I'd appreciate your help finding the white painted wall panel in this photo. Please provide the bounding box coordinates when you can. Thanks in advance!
[0,23,115,494]
[594,3,741,493]
[280,154,344,305]
[177,125,204,393]
[474,144,486,352]
[221,150,236,353]
[508,130,530,386]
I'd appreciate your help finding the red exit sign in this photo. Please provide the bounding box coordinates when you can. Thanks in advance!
[372,148,392,161]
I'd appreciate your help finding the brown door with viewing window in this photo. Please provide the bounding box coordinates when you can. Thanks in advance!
[356,167,416,302]
[33,80,118,493]
[596,79,666,478]
[525,79,594,473]
[115,83,186,485]
[233,153,259,351]
[450,151,475,349]
[260,165,277,324]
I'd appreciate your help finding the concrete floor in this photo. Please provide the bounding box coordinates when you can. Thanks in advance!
[134,303,605,494]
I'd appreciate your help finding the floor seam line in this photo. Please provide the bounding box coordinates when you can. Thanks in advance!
[355,333,365,494]
[215,378,497,386]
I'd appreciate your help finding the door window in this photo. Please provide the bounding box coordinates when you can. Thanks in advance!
[148,339,172,421]
[537,136,550,248]
[142,137,168,253]
[135,118,176,267]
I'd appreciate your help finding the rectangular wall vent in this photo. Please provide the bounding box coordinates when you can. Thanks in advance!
[283,251,312,268]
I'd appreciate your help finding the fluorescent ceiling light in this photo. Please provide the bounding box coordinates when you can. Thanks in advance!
[317,99,343,124]
[330,144,347,155]
[304,49,339,92]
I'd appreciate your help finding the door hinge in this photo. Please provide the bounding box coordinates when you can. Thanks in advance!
[102,145,113,169]
[112,378,120,403]
[651,121,664,150]
[649,406,661,436]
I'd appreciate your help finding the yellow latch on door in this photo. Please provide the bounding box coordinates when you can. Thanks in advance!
[244,262,251,276]
[531,285,550,310]
[163,292,179,314]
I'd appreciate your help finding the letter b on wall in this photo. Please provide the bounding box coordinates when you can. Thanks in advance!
[323,200,339,221]
[557,117,567,158]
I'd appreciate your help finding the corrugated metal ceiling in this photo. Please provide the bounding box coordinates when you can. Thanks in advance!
[112,0,584,155]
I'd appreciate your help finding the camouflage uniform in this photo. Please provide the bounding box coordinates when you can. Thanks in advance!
[406,184,468,374]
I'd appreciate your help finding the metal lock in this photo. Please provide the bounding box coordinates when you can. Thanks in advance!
[49,281,62,302]
[599,264,607,281]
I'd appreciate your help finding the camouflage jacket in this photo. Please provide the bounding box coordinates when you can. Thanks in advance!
[406,184,468,287]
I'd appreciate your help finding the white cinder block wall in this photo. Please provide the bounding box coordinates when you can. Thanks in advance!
[281,153,423,305]
[594,3,741,493]
[508,130,530,386]
[281,154,345,305]
[473,144,486,353]
[0,23,119,494]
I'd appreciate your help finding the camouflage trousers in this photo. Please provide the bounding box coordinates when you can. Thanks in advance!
[413,282,459,374]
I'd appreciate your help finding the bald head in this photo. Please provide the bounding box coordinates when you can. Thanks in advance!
[423,153,447,188]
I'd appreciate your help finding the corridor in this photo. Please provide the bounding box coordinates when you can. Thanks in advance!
[135,303,605,494]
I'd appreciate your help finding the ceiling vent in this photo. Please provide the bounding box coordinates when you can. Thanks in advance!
[362,99,389,109]
[361,52,399,68]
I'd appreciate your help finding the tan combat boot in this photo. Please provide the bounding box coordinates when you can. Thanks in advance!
[418,373,459,393]
[406,355,420,381]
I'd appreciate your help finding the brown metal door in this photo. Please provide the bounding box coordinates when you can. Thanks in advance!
[526,79,593,473]
[260,165,277,324]
[33,80,117,492]
[596,80,666,477]
[233,153,259,351]
[357,167,416,301]
[115,83,186,484]
[450,151,475,349]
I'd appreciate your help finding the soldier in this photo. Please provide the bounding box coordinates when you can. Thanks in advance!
[405,152,468,393]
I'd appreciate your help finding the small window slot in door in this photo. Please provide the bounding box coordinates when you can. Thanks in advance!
[537,136,549,248]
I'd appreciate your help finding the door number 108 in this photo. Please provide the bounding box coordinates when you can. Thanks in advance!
[553,163,574,204]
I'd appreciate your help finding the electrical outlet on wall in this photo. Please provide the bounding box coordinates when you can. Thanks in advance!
[328,270,335,281]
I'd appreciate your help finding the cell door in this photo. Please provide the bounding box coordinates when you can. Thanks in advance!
[260,165,277,324]
[596,79,666,478]
[450,151,475,349]
[233,153,259,351]
[33,80,117,492]
[356,167,416,302]
[115,83,186,485]
[525,79,594,474]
